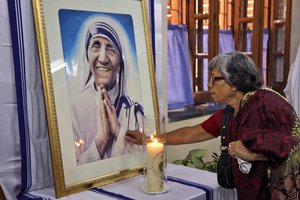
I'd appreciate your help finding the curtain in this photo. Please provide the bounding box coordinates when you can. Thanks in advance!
[219,30,235,54]
[167,28,235,104]
[0,0,22,199]
[2,0,53,199]
[202,30,235,90]
[284,44,300,117]
[262,29,269,84]
[167,24,194,109]
[247,29,269,84]
[167,28,272,108]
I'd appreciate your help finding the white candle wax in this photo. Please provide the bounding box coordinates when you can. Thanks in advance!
[146,138,164,192]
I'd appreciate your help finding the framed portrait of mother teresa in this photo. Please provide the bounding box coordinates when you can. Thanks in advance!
[32,0,159,197]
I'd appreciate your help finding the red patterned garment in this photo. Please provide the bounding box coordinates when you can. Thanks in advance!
[201,88,300,200]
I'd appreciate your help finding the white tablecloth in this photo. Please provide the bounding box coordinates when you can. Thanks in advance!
[22,164,237,200]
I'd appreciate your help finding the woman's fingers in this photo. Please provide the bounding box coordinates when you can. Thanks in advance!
[228,140,253,161]
[100,87,120,137]
[125,130,143,145]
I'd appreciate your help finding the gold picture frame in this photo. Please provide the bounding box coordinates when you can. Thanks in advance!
[32,0,159,197]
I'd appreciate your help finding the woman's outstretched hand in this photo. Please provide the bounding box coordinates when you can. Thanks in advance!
[125,130,144,145]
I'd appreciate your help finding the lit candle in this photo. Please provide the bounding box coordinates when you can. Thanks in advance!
[146,135,164,192]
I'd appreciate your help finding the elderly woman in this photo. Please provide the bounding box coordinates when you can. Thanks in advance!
[70,17,144,164]
[126,51,300,199]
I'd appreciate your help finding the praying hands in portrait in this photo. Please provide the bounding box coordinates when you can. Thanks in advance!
[95,85,120,158]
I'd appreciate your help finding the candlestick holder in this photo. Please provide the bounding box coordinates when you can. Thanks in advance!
[141,115,169,194]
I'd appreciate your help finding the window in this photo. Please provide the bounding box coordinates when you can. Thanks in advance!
[169,0,291,106]
[187,0,219,93]
[167,0,185,24]
[267,0,291,93]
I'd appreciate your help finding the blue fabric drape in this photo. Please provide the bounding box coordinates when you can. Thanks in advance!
[7,0,31,194]
[246,29,269,84]
[262,29,269,84]
[203,30,235,91]
[0,0,22,198]
[203,30,235,90]
[170,29,235,94]
[219,30,235,53]
[6,0,53,198]
[167,24,194,109]
[167,29,269,97]
[149,0,156,68]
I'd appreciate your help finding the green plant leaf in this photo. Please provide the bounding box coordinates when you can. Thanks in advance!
[203,165,216,173]
[204,161,217,171]
[212,152,220,160]
[172,160,184,165]
[191,156,205,168]
[188,149,208,159]
[186,162,195,168]
[182,158,189,165]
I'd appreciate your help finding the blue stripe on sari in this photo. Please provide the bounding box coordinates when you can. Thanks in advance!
[17,193,51,200]
[7,0,32,194]
[167,176,213,200]
[149,0,156,68]
[90,187,135,200]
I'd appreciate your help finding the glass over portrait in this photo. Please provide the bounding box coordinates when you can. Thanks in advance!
[32,0,158,198]
[59,11,144,165]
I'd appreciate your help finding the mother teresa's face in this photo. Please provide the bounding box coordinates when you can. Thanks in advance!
[87,36,120,89]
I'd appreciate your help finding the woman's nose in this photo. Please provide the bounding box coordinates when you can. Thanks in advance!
[97,48,108,63]
[208,81,213,88]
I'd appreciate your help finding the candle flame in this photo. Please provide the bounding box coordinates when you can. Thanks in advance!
[79,139,85,144]
[75,138,85,148]
[153,138,158,144]
[150,134,154,141]
[74,141,80,147]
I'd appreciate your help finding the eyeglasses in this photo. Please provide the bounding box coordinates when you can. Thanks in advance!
[209,76,225,85]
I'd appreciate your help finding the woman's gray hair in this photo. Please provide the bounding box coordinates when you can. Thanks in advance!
[208,51,263,93]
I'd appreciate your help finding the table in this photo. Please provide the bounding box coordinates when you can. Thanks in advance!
[21,164,237,200]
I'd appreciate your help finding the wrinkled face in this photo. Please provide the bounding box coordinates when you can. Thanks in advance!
[87,36,120,89]
[208,69,236,104]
